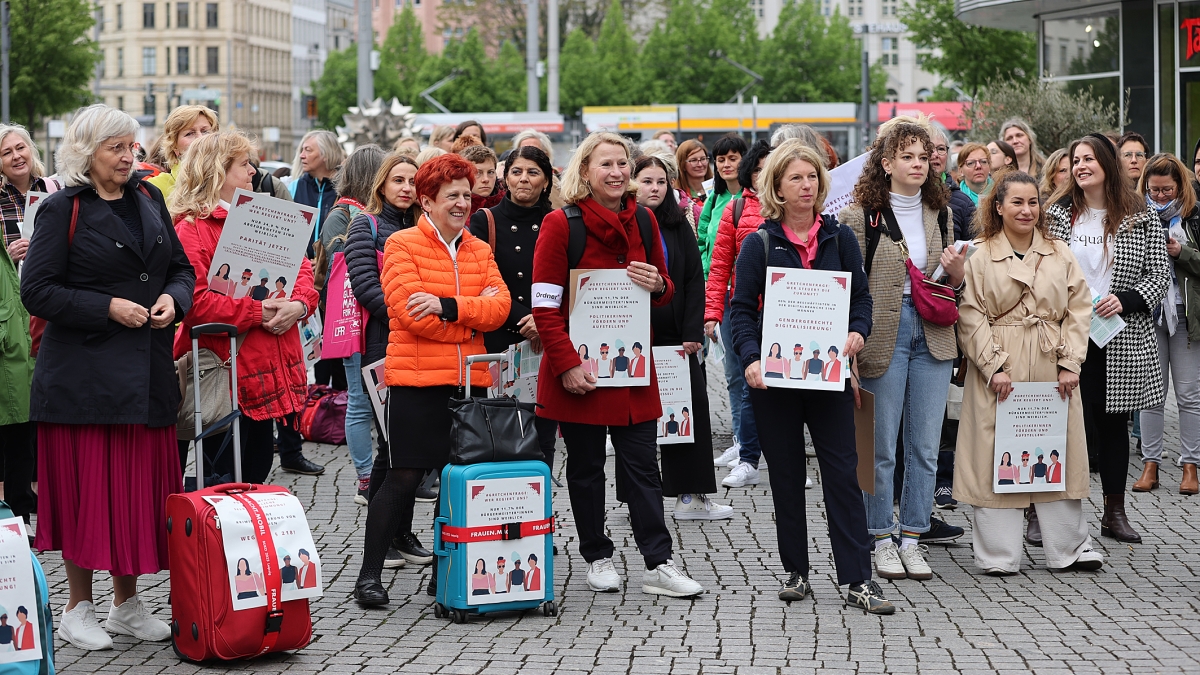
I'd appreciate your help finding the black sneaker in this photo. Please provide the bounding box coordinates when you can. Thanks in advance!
[383,547,406,569]
[920,516,965,544]
[778,572,810,602]
[415,470,438,502]
[396,532,434,565]
[933,487,957,510]
[845,580,895,615]
[355,475,371,506]
[280,456,326,475]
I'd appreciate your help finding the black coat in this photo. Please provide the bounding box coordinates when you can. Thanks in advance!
[651,211,705,346]
[468,196,551,353]
[945,175,976,241]
[291,172,337,258]
[21,181,195,426]
[345,202,414,364]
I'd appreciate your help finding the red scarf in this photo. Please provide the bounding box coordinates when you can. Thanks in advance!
[579,195,642,256]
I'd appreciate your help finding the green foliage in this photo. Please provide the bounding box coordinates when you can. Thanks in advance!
[559,28,600,115]
[639,0,760,104]
[898,0,1036,100]
[595,0,641,105]
[10,0,98,134]
[759,1,883,104]
[961,78,1125,152]
[312,46,358,129]
[380,6,429,106]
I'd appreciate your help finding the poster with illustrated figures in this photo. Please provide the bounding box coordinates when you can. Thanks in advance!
[203,493,323,611]
[759,267,851,391]
[568,269,651,387]
[993,382,1068,494]
[653,346,693,445]
[464,476,548,606]
[205,189,315,302]
[0,518,41,662]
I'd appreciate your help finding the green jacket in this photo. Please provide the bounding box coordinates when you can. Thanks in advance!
[0,247,32,426]
[698,188,740,276]
[1171,206,1200,343]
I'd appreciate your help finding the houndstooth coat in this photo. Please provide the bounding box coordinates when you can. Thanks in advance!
[1046,199,1170,413]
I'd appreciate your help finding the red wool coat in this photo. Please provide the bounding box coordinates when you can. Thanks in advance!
[173,208,319,421]
[532,196,674,426]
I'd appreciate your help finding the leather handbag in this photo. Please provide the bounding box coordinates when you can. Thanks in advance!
[176,347,234,441]
[870,208,959,327]
[448,354,541,465]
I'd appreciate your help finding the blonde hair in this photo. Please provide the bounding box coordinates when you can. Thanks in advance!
[757,140,830,221]
[560,132,633,205]
[0,124,45,183]
[170,130,256,219]
[56,104,140,188]
[415,146,446,166]
[290,130,345,178]
[392,136,420,154]
[429,125,456,148]
[150,105,219,168]
[1039,148,1068,198]
[511,129,554,163]
[366,153,420,215]
[1138,153,1198,220]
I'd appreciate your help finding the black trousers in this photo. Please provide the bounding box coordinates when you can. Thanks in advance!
[535,415,558,474]
[196,412,296,485]
[0,422,35,520]
[1080,340,1131,495]
[749,387,872,587]
[559,420,672,569]
[661,355,716,497]
[313,358,347,390]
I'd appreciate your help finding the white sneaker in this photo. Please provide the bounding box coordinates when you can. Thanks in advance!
[586,557,621,592]
[605,435,615,457]
[59,601,113,651]
[898,544,933,581]
[642,560,704,597]
[714,442,740,467]
[874,542,907,580]
[105,595,171,642]
[805,476,813,489]
[673,494,734,521]
[722,462,760,488]
[727,453,766,470]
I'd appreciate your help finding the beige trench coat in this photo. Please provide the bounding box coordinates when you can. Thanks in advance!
[954,230,1092,508]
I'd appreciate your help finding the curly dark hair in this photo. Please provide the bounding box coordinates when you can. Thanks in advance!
[974,172,1047,242]
[851,122,949,213]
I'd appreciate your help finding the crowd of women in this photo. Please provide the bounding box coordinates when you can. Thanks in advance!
[0,99,1195,650]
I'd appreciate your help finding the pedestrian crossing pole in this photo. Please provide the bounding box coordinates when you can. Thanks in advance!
[1,1,9,125]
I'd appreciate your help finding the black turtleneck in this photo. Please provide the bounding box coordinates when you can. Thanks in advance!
[468,195,552,351]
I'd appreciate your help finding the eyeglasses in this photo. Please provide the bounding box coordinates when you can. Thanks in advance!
[962,159,989,169]
[686,156,710,165]
[1122,151,1147,160]
[932,146,948,155]
[101,142,135,156]
[1148,186,1177,197]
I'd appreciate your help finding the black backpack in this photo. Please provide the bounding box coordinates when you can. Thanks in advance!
[562,204,656,269]
[863,205,948,276]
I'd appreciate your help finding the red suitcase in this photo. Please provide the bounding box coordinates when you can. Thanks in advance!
[167,323,313,662]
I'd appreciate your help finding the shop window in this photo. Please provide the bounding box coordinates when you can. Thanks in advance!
[1041,10,1119,79]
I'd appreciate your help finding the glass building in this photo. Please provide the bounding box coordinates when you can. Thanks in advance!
[957,0,1200,162]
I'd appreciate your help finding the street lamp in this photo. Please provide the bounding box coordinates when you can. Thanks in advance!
[420,69,464,115]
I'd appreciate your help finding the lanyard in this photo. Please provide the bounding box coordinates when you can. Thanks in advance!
[313,180,326,244]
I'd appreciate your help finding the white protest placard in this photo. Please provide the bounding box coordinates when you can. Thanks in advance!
[1089,289,1125,348]
[760,267,851,390]
[822,152,867,215]
[654,346,693,445]
[568,269,651,387]
[207,189,315,301]
[298,308,322,370]
[17,191,48,240]
[202,492,323,611]
[993,381,1068,493]
[464,476,548,606]
[0,519,40,662]
[362,357,388,442]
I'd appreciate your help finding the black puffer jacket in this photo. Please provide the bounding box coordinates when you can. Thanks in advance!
[345,202,415,364]
[945,174,976,241]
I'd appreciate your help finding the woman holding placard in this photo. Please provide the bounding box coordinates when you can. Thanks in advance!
[955,171,1101,574]
[730,140,892,615]
[0,124,61,263]
[1045,135,1169,544]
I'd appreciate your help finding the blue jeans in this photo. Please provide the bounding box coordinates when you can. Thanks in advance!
[718,297,743,442]
[861,298,952,535]
[343,353,375,476]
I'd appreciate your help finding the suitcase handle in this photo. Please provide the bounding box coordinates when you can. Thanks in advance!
[463,353,505,393]
[191,322,238,339]
[433,516,451,556]
[211,483,255,494]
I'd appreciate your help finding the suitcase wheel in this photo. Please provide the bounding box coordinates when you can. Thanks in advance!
[166,517,172,534]
[432,603,445,619]
[451,608,468,624]
[171,620,179,637]
[191,622,199,641]
[542,601,557,617]
[185,518,193,537]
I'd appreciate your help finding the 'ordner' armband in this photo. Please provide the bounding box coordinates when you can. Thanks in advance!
[531,283,563,309]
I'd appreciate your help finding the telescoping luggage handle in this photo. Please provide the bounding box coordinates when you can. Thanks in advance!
[463,353,505,394]
[190,323,243,488]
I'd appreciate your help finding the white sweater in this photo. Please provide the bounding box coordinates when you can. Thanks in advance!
[891,191,925,294]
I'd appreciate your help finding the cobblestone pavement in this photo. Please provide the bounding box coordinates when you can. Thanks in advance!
[46,354,1200,673]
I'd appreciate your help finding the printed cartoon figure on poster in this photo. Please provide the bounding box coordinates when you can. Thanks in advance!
[763,343,786,378]
[209,263,235,296]
[662,409,680,437]
[233,558,266,599]
[471,559,493,596]
[208,187,314,312]
[296,549,318,589]
[577,344,599,379]
[12,607,32,652]
[822,346,841,381]
[759,267,851,391]
[232,268,255,297]
[279,552,298,590]
[0,518,41,664]
[523,554,543,591]
[996,452,1016,485]
[464,476,549,606]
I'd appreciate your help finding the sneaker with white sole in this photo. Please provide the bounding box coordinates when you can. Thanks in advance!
[805,476,813,489]
[673,494,734,521]
[714,442,740,467]
[354,475,371,506]
[845,580,896,615]
[727,454,767,470]
[898,544,933,581]
[642,560,703,597]
[105,595,171,642]
[1062,547,1104,571]
[874,542,906,579]
[586,557,621,592]
[722,462,760,488]
[59,601,113,651]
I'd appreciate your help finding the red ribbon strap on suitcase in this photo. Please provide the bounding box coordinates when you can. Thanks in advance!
[226,491,286,655]
[440,517,555,544]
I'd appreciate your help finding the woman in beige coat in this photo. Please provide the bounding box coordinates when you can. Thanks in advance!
[955,172,1103,575]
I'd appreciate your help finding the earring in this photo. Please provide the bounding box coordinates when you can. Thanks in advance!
[884,172,892,180]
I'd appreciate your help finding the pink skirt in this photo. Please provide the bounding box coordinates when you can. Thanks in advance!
[35,423,182,576]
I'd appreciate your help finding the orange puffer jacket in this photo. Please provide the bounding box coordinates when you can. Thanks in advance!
[381,214,511,388]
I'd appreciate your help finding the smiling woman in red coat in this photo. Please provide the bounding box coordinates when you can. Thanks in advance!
[532,131,702,599]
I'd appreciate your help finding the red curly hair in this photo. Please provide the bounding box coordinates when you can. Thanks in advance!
[415,152,476,203]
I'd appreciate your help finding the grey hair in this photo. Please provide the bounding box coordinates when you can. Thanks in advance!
[511,129,553,163]
[333,144,387,205]
[56,104,140,188]
[652,151,680,185]
[290,130,346,178]
[769,124,830,168]
[639,139,671,157]
[0,124,46,183]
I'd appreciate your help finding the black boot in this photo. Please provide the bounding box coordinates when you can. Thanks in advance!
[1024,507,1043,547]
[353,577,389,607]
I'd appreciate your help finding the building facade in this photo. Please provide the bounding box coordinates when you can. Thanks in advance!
[292,0,327,151]
[372,0,448,53]
[328,0,357,52]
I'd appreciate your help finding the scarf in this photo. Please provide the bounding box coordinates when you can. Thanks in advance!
[1150,195,1185,335]
[959,177,992,206]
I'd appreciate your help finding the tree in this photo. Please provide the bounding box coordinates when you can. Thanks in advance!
[594,0,642,105]
[10,0,98,134]
[961,78,1125,152]
[638,0,761,104]
[312,46,358,129]
[758,1,884,103]
[380,6,429,106]
[897,0,1036,100]
[558,28,601,114]
[420,29,527,113]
